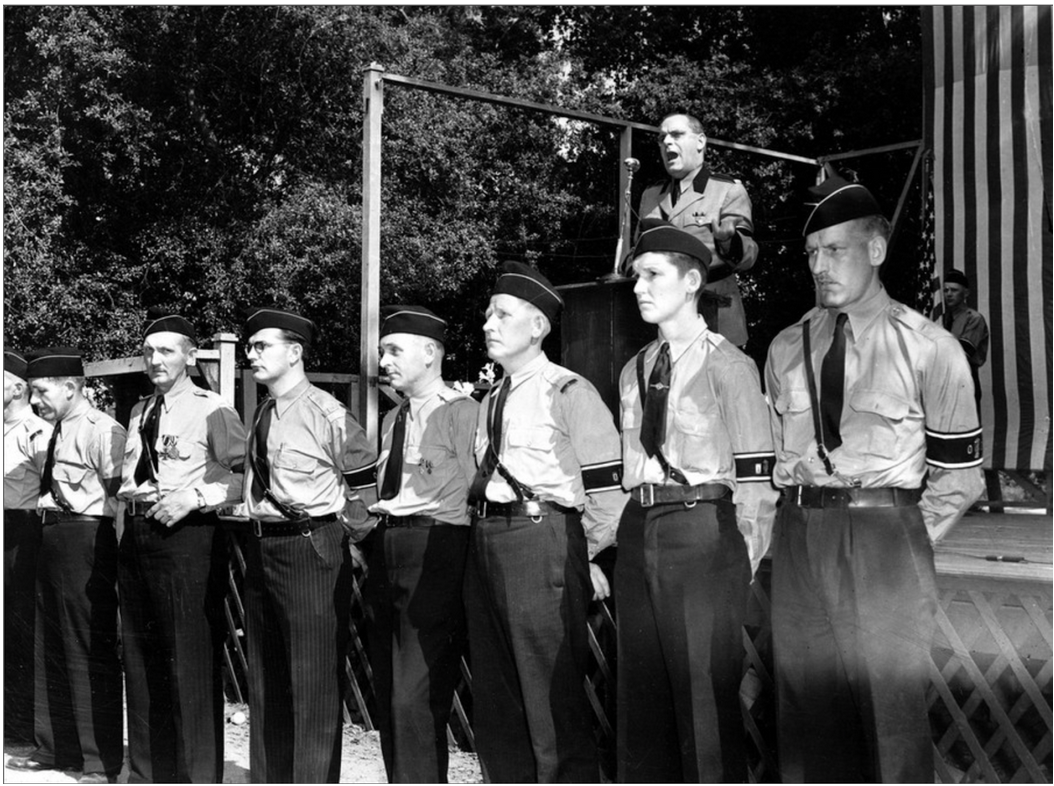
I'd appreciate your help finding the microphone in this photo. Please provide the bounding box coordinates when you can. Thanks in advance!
[624,157,640,172]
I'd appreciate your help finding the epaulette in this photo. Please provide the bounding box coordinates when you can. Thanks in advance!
[710,171,743,185]
[305,385,347,423]
[889,302,936,334]
[558,376,580,395]
[85,409,105,424]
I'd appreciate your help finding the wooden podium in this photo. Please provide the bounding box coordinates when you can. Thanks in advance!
[556,278,656,417]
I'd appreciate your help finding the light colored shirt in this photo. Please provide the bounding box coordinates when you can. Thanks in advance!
[474,352,628,558]
[4,406,52,510]
[371,380,478,526]
[244,379,377,527]
[118,374,246,508]
[39,399,126,517]
[766,287,984,541]
[619,323,779,572]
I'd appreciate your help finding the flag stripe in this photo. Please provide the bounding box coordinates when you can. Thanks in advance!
[925,6,1053,471]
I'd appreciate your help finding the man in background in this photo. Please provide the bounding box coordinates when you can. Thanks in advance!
[941,268,989,415]
[639,112,760,348]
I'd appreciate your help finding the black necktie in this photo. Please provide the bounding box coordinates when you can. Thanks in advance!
[133,395,163,486]
[250,398,276,503]
[670,182,680,208]
[40,421,60,499]
[640,342,671,458]
[468,376,511,503]
[820,313,849,452]
[380,399,409,501]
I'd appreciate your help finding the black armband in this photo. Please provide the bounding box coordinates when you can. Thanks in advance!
[734,452,775,482]
[581,460,623,493]
[343,461,378,491]
[925,427,983,469]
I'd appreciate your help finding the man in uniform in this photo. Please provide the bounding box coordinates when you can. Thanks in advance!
[241,307,377,783]
[464,261,628,782]
[941,269,990,414]
[4,349,51,751]
[366,305,478,783]
[639,113,760,347]
[765,177,984,782]
[10,348,126,784]
[117,309,247,782]
[617,221,779,782]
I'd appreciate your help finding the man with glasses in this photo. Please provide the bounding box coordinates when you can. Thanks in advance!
[241,307,377,783]
[639,113,760,348]
[117,309,246,782]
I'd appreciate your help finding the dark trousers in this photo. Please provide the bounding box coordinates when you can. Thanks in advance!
[464,510,598,783]
[771,501,937,783]
[5,508,41,744]
[118,512,226,783]
[244,519,350,783]
[615,497,750,783]
[365,521,469,783]
[32,517,123,775]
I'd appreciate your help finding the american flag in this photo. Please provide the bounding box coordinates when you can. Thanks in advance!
[923,6,1052,472]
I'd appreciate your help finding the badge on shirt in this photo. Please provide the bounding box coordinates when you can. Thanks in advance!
[158,435,188,461]
[691,211,711,227]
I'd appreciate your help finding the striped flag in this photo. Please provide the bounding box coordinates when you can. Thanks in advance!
[923,6,1052,472]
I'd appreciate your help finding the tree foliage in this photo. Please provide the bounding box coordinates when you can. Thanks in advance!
[4,6,926,378]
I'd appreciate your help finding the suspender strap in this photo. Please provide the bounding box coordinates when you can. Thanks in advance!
[802,320,836,476]
[635,348,689,485]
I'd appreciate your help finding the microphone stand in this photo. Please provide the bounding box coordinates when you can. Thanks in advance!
[601,158,640,282]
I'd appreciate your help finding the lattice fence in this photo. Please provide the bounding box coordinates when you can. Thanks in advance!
[218,531,1052,784]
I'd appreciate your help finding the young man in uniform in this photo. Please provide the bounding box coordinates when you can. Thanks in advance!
[11,348,126,784]
[3,349,51,751]
[366,305,478,783]
[241,307,377,783]
[617,221,778,782]
[765,177,984,782]
[638,113,760,347]
[465,261,628,782]
[117,309,247,782]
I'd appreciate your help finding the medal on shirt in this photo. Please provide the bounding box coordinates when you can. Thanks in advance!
[158,434,187,461]
[420,459,434,475]
[691,210,710,227]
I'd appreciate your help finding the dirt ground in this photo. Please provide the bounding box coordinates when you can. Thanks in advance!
[3,702,482,784]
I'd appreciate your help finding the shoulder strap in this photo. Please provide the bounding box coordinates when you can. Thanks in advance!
[802,320,835,477]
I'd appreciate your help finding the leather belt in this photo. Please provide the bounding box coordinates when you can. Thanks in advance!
[378,514,450,529]
[40,511,108,525]
[250,513,338,538]
[473,499,576,520]
[125,498,156,517]
[631,482,731,508]
[784,486,923,509]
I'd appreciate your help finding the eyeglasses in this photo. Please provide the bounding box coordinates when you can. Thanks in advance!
[244,341,291,356]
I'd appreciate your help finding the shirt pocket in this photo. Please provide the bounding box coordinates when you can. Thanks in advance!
[671,407,717,472]
[415,445,453,479]
[53,463,92,491]
[773,389,814,457]
[272,447,323,478]
[846,389,910,459]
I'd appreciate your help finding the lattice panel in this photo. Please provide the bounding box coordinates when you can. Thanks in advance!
[929,582,1053,783]
[219,541,1052,785]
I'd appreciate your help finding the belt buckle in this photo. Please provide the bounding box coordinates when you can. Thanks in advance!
[639,484,655,508]
[251,518,262,538]
[476,501,487,519]
[524,499,544,522]
[299,518,312,537]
